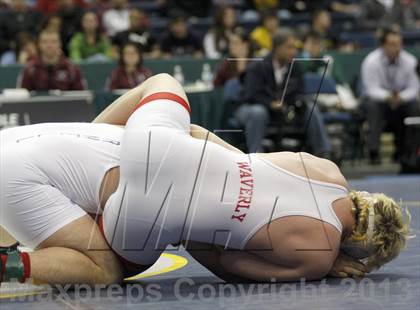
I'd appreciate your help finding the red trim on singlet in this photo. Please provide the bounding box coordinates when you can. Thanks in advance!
[0,254,7,282]
[20,252,30,282]
[132,92,191,115]
[97,215,147,269]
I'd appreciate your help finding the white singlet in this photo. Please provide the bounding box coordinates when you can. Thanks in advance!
[0,123,123,248]
[102,92,349,266]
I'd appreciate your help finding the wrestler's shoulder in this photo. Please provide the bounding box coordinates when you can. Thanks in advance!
[258,151,348,189]
[292,152,348,189]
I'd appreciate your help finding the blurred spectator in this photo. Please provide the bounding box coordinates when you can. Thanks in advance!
[214,29,253,88]
[0,0,43,65]
[40,14,64,51]
[246,0,279,11]
[160,14,203,58]
[250,9,280,56]
[214,29,255,118]
[16,32,38,65]
[204,5,238,59]
[69,11,112,62]
[36,0,86,15]
[102,0,129,37]
[238,30,332,155]
[0,0,8,9]
[360,0,403,31]
[330,0,361,15]
[106,42,152,90]
[299,32,329,74]
[360,0,420,30]
[18,30,86,91]
[283,0,327,13]
[361,28,420,164]
[157,0,212,18]
[57,0,84,49]
[113,8,159,58]
[311,9,336,50]
[401,0,420,29]
[41,15,62,33]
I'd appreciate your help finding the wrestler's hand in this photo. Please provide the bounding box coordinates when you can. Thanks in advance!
[328,252,371,278]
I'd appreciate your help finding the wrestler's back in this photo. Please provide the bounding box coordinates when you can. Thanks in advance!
[1,123,123,214]
[258,152,348,189]
[243,152,349,266]
[186,148,349,247]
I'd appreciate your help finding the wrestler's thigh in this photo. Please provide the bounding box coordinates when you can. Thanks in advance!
[36,214,123,275]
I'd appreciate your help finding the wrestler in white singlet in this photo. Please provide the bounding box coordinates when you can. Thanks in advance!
[102,93,349,266]
[0,123,122,249]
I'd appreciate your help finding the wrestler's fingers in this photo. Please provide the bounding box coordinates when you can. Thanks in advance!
[331,271,348,278]
[339,254,370,272]
[328,269,348,278]
[346,260,370,273]
[343,266,365,277]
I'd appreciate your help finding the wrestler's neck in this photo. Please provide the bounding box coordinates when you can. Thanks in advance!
[332,197,357,242]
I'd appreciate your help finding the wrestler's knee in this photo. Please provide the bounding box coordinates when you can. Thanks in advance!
[37,215,125,285]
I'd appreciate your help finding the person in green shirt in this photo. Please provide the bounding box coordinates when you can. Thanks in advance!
[69,11,113,63]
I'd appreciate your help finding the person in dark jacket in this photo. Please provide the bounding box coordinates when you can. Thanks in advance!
[237,30,331,156]
[159,13,203,58]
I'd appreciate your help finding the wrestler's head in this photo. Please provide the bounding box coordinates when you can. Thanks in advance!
[341,191,411,270]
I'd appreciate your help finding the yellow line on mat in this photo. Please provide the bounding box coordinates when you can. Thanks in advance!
[125,253,188,281]
[1,253,188,299]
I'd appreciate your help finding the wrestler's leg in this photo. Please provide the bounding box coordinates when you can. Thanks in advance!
[28,215,124,285]
[101,92,194,266]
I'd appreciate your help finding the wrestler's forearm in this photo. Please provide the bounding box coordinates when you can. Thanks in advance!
[219,251,309,282]
[183,241,251,283]
[93,73,189,125]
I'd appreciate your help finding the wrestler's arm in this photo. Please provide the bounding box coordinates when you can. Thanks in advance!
[184,241,333,282]
[219,250,333,282]
[189,124,244,154]
[104,123,243,155]
[93,73,189,125]
[183,241,251,283]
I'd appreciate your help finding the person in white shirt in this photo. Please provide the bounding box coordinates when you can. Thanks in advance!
[361,28,420,164]
[102,0,130,37]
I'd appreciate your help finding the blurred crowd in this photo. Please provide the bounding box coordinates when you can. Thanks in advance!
[1,0,420,67]
[1,0,420,167]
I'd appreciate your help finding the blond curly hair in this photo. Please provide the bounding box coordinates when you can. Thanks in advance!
[348,190,411,269]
